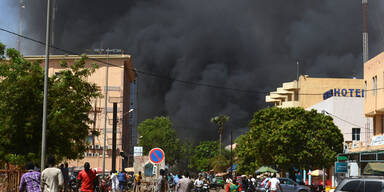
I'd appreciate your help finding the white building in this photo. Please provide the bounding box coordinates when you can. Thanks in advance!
[307,97,373,148]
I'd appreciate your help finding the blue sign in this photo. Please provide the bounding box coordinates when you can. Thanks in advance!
[335,162,348,173]
[323,88,365,100]
[149,148,165,164]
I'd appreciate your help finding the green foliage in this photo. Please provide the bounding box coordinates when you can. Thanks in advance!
[0,45,101,165]
[210,150,231,173]
[192,141,218,171]
[236,107,343,175]
[210,115,229,135]
[138,116,181,165]
[211,115,229,154]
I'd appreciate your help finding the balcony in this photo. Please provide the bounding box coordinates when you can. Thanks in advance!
[282,81,299,90]
[266,95,280,103]
[281,101,300,108]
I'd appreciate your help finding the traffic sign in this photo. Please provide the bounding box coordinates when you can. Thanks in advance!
[335,162,348,173]
[149,148,165,164]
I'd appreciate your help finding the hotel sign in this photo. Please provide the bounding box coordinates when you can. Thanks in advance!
[323,88,365,100]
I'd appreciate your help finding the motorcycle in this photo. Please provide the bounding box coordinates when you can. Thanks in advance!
[202,183,209,192]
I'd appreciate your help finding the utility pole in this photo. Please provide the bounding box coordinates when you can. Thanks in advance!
[230,127,233,177]
[18,0,25,52]
[102,49,110,178]
[41,0,52,170]
[112,103,117,172]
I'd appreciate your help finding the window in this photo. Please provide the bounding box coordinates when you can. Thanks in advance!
[365,81,367,99]
[352,128,360,141]
[365,181,383,192]
[341,180,361,192]
[373,76,378,96]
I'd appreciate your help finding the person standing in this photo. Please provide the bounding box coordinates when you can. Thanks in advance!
[134,171,142,192]
[19,162,41,192]
[156,169,168,192]
[176,172,193,192]
[118,170,127,191]
[77,162,97,192]
[267,174,282,192]
[62,163,69,192]
[41,156,64,192]
[110,171,120,192]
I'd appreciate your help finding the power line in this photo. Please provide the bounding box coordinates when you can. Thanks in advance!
[322,110,367,129]
[0,27,382,96]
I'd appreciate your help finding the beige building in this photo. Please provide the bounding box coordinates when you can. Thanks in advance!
[25,55,136,171]
[364,51,384,136]
[266,75,364,108]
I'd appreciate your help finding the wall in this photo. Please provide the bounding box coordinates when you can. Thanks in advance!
[307,97,372,145]
[24,55,136,169]
[299,76,364,109]
[364,51,384,117]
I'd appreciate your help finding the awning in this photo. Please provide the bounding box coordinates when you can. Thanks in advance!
[125,167,134,172]
[363,162,384,175]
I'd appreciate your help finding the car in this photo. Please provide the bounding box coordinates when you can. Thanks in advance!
[256,177,310,192]
[334,177,384,192]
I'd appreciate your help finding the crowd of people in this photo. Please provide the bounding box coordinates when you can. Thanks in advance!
[18,156,141,192]
[18,159,283,192]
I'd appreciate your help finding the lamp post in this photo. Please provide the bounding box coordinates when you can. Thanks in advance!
[41,0,52,171]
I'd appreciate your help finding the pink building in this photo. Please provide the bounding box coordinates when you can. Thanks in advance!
[25,54,136,171]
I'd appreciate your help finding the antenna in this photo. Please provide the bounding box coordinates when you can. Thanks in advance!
[296,60,299,82]
[18,0,25,52]
[362,0,368,63]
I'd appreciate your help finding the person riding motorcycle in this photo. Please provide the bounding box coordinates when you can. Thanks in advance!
[194,175,204,192]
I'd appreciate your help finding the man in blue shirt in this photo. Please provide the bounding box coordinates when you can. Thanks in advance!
[118,170,127,191]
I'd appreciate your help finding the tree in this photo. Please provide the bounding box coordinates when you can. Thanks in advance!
[0,44,101,165]
[191,141,218,171]
[236,107,343,175]
[210,115,229,154]
[138,116,181,165]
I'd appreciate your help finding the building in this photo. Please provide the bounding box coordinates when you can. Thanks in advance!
[25,55,137,171]
[266,75,364,108]
[364,51,384,135]
[307,97,372,148]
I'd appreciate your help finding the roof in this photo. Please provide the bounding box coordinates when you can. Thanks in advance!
[24,54,131,60]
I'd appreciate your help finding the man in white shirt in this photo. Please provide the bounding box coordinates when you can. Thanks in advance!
[41,156,64,192]
[268,174,282,192]
[225,177,232,184]
[194,175,204,189]
[176,172,193,192]
[110,171,120,192]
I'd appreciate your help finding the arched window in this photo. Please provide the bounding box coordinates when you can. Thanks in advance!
[144,163,154,177]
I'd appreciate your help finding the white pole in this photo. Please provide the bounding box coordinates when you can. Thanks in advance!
[41,0,52,170]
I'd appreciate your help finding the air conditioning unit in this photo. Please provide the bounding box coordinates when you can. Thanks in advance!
[95,145,101,149]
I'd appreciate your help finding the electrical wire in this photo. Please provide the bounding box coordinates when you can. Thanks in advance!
[0,27,382,96]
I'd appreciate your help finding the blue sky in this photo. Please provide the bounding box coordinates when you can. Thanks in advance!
[0,1,20,50]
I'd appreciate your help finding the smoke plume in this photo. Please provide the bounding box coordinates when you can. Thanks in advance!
[3,0,384,143]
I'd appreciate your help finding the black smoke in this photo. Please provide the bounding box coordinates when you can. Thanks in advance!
[6,0,384,143]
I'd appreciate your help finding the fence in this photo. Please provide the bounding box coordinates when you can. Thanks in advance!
[0,170,23,192]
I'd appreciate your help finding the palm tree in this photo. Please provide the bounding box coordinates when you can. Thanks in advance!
[210,115,229,155]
